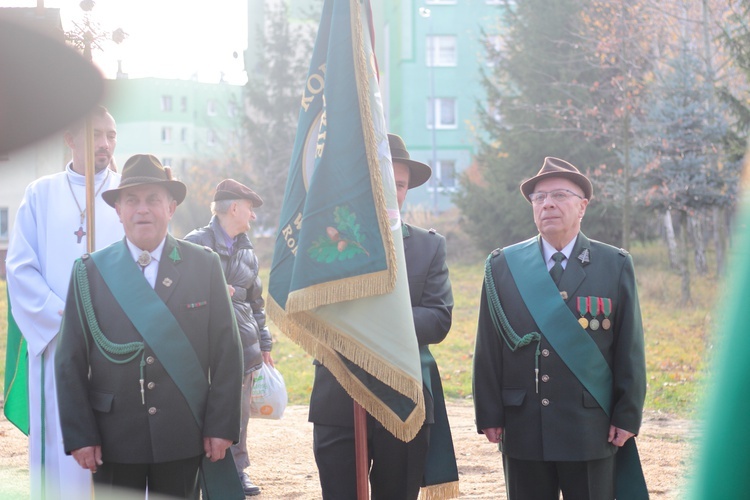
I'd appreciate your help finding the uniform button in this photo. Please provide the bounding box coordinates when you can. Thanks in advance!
[541,374,550,383]
[148,407,157,415]
[147,382,155,390]
[146,356,155,365]
[541,349,550,357]
[541,399,550,406]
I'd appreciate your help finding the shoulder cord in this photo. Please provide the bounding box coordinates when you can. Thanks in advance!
[484,253,542,390]
[73,259,146,387]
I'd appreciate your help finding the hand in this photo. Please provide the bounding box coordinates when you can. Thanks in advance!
[227,285,235,297]
[482,427,503,444]
[72,445,102,472]
[203,437,232,462]
[608,425,635,447]
[262,351,274,368]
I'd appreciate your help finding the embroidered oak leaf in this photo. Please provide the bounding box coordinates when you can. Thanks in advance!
[308,206,370,263]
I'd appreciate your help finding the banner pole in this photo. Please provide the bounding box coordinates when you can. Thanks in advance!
[354,401,369,500]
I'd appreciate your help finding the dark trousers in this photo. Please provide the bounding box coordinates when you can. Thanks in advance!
[92,455,202,499]
[313,418,430,500]
[502,454,616,500]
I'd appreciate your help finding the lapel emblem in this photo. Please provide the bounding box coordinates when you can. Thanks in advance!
[577,248,590,265]
[169,247,181,264]
[162,277,173,287]
[560,291,568,300]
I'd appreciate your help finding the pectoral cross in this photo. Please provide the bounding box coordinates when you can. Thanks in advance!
[74,226,87,243]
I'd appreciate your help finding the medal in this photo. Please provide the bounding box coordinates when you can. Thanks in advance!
[577,296,590,329]
[601,297,612,330]
[589,296,601,331]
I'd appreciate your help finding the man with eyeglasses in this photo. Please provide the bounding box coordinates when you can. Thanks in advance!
[472,157,647,499]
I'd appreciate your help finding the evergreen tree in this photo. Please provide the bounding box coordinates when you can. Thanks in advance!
[634,40,734,303]
[718,0,750,159]
[242,1,317,232]
[457,0,618,253]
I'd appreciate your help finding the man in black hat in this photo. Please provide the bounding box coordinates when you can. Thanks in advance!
[55,154,243,498]
[308,134,459,499]
[185,179,273,497]
[472,157,647,499]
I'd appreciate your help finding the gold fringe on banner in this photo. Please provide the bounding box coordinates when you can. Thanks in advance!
[268,298,426,442]
[420,481,460,500]
[285,268,394,314]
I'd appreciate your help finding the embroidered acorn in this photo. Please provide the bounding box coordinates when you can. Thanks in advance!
[326,226,340,241]
[337,240,348,252]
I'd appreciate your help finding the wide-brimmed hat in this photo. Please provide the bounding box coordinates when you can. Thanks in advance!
[214,179,263,207]
[520,157,593,202]
[388,134,432,189]
[102,154,187,207]
[0,17,103,155]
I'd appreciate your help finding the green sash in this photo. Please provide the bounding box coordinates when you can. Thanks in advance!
[419,346,459,497]
[89,241,243,499]
[504,237,612,413]
[503,237,648,499]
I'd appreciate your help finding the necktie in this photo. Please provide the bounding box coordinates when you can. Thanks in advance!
[550,252,565,285]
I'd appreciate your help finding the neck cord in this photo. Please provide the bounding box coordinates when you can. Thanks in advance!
[67,168,111,224]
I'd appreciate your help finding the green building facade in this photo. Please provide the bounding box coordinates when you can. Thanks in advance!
[373,0,503,212]
[103,78,244,176]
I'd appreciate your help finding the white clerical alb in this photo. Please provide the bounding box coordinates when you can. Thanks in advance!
[6,163,123,500]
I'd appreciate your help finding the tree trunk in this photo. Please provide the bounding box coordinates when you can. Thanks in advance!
[663,208,679,270]
[689,213,708,275]
[679,211,692,306]
[713,206,726,276]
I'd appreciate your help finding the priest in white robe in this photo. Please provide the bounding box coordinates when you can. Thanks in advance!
[6,106,123,499]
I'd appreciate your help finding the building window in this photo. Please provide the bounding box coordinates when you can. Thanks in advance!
[207,99,217,116]
[180,96,188,112]
[426,0,457,4]
[162,157,172,167]
[228,101,239,117]
[427,98,457,129]
[207,129,217,145]
[181,128,188,143]
[161,95,173,112]
[428,160,457,191]
[0,207,8,240]
[161,127,172,143]
[438,160,456,189]
[426,35,457,67]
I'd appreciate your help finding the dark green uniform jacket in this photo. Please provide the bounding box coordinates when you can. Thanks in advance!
[473,233,646,462]
[55,236,243,464]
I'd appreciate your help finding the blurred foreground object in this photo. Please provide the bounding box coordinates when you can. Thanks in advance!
[0,17,103,154]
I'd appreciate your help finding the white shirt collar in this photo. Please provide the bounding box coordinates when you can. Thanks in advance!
[126,237,167,263]
[541,235,577,269]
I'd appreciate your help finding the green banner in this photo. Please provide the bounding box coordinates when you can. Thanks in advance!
[267,0,424,441]
[692,186,750,499]
[4,290,29,435]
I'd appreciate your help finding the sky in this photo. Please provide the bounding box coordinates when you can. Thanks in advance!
[1,0,250,84]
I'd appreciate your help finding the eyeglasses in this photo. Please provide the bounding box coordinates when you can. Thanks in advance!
[528,189,584,205]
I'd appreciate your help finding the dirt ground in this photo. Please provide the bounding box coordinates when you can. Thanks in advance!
[0,402,695,499]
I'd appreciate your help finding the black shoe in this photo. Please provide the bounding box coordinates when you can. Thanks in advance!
[240,473,261,496]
